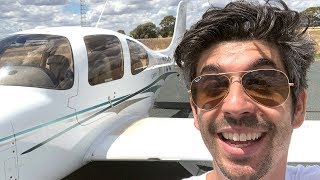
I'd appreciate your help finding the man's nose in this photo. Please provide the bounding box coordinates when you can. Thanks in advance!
[221,79,256,119]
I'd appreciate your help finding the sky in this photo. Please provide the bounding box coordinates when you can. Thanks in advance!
[1,0,320,38]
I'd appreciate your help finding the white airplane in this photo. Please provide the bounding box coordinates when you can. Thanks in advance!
[0,1,319,179]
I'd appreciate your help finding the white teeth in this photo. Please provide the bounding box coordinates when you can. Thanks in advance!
[222,133,228,139]
[240,133,246,141]
[246,133,252,140]
[233,134,239,141]
[256,133,262,139]
[221,132,263,142]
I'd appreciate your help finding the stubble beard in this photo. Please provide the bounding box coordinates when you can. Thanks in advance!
[216,154,272,180]
[199,114,275,180]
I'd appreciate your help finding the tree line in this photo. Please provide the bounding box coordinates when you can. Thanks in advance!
[117,6,320,39]
[302,6,320,27]
[117,15,176,39]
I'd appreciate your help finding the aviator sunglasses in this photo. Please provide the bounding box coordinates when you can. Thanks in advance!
[189,69,294,111]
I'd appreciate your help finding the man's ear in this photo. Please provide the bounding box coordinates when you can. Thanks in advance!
[190,97,200,130]
[292,89,307,129]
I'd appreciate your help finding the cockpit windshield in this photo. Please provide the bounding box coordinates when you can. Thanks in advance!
[0,34,74,89]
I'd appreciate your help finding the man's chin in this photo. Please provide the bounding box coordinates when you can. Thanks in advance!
[216,158,271,180]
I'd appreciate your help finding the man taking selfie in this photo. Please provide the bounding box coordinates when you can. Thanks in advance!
[175,0,320,179]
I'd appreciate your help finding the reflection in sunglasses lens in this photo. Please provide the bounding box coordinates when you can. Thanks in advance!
[192,75,229,110]
[243,70,289,107]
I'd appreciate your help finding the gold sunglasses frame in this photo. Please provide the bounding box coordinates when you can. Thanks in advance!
[188,69,294,111]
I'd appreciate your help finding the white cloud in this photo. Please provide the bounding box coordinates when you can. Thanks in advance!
[287,0,320,11]
[18,0,68,6]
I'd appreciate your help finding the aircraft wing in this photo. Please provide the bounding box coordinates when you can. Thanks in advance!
[87,117,211,161]
[288,120,320,164]
[87,117,320,164]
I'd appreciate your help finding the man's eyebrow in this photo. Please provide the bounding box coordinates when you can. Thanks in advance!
[199,58,276,74]
[199,64,221,75]
[249,58,277,69]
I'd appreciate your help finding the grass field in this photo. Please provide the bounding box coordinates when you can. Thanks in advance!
[139,28,320,59]
[308,28,320,59]
[139,37,172,50]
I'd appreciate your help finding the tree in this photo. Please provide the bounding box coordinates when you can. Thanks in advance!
[117,30,126,35]
[159,15,176,38]
[130,22,158,39]
[302,7,320,27]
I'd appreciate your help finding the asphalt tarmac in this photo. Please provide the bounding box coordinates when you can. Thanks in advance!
[305,60,320,120]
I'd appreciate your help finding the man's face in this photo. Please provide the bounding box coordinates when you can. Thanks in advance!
[191,40,306,179]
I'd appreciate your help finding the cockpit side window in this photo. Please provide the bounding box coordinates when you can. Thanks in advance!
[84,35,124,86]
[126,39,149,75]
[0,34,74,89]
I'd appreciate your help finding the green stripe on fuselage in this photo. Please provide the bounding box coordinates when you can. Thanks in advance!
[18,72,176,154]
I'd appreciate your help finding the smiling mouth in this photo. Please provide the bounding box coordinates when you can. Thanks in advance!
[218,132,266,148]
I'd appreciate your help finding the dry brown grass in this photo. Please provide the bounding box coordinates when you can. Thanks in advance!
[140,28,320,59]
[138,37,172,50]
[307,28,320,58]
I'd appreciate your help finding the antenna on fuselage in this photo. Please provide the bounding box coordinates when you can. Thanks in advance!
[95,0,109,28]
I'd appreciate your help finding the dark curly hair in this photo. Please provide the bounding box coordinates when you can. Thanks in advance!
[174,0,316,107]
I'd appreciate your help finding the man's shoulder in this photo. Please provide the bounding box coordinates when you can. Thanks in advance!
[286,165,320,180]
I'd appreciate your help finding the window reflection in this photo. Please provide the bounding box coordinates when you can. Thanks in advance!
[84,35,124,85]
[127,39,149,75]
[0,34,74,89]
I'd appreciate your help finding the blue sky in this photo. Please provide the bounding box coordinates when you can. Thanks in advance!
[1,0,320,38]
[63,1,80,14]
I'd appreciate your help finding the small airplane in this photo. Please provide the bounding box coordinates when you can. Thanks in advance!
[0,1,319,179]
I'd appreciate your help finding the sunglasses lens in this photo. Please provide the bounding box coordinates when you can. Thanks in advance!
[242,70,290,107]
[191,75,229,110]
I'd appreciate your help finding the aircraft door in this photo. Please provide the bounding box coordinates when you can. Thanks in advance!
[71,34,124,126]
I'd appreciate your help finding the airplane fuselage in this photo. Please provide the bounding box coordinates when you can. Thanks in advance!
[0,27,176,179]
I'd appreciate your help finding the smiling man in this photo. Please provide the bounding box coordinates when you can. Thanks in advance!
[174,0,320,179]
